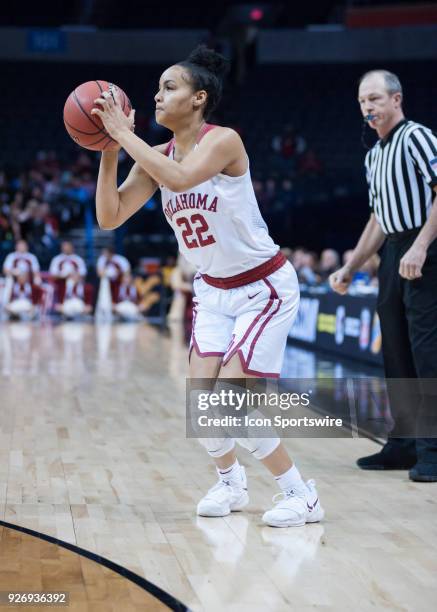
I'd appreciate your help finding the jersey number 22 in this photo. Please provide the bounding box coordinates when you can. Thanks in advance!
[176,214,216,249]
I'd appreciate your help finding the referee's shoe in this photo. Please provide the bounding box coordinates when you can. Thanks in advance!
[409,465,437,482]
[357,438,416,470]
[357,438,437,481]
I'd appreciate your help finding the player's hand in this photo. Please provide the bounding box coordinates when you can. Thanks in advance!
[91,88,135,141]
[399,244,426,280]
[329,266,353,295]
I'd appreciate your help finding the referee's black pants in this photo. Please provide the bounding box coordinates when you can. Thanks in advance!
[377,229,437,466]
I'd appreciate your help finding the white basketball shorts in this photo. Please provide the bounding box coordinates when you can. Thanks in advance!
[190,260,299,378]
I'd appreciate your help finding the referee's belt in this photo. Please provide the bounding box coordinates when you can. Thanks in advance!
[201,251,287,289]
[386,227,423,241]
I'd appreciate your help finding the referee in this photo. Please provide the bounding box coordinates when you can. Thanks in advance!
[330,69,437,482]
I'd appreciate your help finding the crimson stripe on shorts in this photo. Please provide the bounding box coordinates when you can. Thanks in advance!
[222,276,283,377]
[263,277,279,300]
[189,306,225,361]
[236,351,281,378]
[221,295,275,366]
[246,298,282,369]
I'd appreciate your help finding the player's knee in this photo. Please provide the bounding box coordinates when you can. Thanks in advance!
[190,389,235,457]
[235,437,280,460]
[198,437,235,457]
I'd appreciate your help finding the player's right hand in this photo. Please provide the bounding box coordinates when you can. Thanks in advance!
[329,266,352,295]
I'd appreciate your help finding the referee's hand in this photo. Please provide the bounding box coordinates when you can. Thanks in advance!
[329,266,352,295]
[399,244,426,280]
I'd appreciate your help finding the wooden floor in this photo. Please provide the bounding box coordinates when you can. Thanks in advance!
[0,522,170,611]
[0,321,436,612]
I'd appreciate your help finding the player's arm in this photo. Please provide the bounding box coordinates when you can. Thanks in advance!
[91,89,245,191]
[96,143,168,230]
[330,213,385,294]
[115,127,245,192]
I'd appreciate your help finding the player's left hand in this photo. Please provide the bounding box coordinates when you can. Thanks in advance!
[91,88,135,140]
[399,244,427,280]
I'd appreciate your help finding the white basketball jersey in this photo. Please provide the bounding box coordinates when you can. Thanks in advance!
[3,252,40,275]
[160,126,278,278]
[96,254,130,280]
[49,254,87,277]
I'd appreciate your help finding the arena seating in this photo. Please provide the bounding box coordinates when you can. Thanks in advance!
[1,59,435,254]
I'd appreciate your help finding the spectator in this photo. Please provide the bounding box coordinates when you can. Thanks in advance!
[291,248,319,286]
[49,241,87,306]
[271,124,307,159]
[0,210,14,254]
[26,202,59,267]
[291,246,305,268]
[318,249,340,282]
[298,148,323,176]
[17,198,40,241]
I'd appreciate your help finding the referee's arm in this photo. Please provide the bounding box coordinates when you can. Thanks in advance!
[399,185,437,280]
[330,213,385,295]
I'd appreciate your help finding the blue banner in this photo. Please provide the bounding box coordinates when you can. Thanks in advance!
[27,29,67,54]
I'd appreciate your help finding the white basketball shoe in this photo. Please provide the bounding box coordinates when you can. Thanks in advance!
[197,466,249,517]
[262,479,324,527]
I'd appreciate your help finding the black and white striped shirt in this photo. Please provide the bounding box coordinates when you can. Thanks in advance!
[365,119,437,234]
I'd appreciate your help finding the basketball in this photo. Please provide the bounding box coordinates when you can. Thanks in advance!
[63,80,131,151]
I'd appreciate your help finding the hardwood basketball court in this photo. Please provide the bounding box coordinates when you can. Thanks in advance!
[1,321,436,611]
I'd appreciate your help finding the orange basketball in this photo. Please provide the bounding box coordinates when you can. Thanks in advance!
[63,80,132,151]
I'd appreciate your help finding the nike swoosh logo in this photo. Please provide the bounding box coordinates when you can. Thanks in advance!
[307,498,318,511]
[248,291,262,299]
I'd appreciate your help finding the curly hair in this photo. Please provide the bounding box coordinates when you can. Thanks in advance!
[177,45,229,120]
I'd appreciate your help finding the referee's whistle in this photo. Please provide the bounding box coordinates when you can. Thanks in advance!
[365,114,376,122]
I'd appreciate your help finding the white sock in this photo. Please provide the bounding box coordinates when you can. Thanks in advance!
[217,459,243,486]
[275,464,305,493]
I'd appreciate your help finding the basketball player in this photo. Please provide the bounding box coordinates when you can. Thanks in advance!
[2,240,42,313]
[49,241,87,305]
[96,247,130,302]
[54,272,92,319]
[92,46,324,527]
[112,271,142,320]
[2,240,42,284]
[95,247,130,319]
[4,272,38,320]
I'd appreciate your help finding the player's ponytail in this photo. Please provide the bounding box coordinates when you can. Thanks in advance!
[178,45,229,120]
